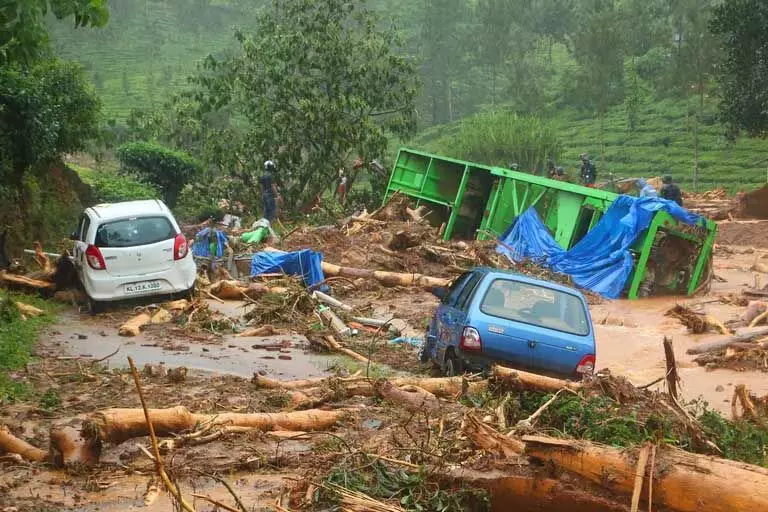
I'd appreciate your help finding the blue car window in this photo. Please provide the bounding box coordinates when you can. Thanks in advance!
[480,279,589,336]
[443,272,472,306]
[455,272,483,311]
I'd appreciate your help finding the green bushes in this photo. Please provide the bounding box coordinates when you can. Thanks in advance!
[116,141,202,207]
[72,163,159,203]
[426,110,561,174]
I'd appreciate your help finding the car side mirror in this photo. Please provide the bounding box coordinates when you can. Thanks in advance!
[431,286,448,300]
[70,231,78,241]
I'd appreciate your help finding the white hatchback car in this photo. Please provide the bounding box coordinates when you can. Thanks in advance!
[71,200,196,313]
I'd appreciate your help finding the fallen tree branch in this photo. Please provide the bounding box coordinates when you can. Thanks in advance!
[321,262,450,289]
[0,425,47,462]
[128,357,196,512]
[686,328,768,355]
[325,335,370,364]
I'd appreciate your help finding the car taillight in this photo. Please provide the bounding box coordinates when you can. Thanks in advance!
[85,245,106,270]
[459,327,482,351]
[576,354,596,375]
[174,233,188,260]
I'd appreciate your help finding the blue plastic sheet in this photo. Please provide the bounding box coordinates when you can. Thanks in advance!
[497,196,705,299]
[250,249,326,289]
[192,228,228,258]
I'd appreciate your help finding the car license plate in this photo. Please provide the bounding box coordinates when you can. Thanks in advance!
[124,280,162,294]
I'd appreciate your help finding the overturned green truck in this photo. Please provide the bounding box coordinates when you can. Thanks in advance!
[384,148,717,299]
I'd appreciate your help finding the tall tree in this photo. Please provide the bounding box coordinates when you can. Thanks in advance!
[180,0,418,207]
[565,0,625,168]
[711,0,768,138]
[475,0,516,105]
[419,0,470,124]
[670,0,719,190]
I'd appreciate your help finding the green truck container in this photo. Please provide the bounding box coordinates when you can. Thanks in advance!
[384,148,717,299]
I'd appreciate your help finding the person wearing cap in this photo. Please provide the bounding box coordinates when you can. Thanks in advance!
[660,175,683,206]
[261,160,281,221]
[579,153,597,187]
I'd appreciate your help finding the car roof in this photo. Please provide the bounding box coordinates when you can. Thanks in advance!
[472,266,586,297]
[86,200,170,221]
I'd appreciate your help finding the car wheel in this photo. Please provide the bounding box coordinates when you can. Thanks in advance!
[86,296,102,316]
[444,352,462,377]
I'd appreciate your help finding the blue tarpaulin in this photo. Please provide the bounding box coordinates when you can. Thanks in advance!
[497,196,705,299]
[193,228,228,258]
[250,249,326,289]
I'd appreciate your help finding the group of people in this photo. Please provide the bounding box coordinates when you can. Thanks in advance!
[545,153,682,206]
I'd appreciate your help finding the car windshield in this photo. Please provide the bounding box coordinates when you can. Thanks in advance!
[480,279,589,336]
[94,216,176,248]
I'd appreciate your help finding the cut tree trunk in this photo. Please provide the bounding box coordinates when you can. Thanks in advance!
[321,262,450,289]
[686,328,768,355]
[89,406,346,444]
[462,413,525,457]
[522,434,768,512]
[0,425,47,462]
[375,380,440,414]
[663,337,679,401]
[251,374,487,399]
[118,313,152,337]
[492,365,582,392]
[0,271,56,291]
[51,406,346,465]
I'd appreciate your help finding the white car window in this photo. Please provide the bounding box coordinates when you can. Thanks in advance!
[94,216,176,248]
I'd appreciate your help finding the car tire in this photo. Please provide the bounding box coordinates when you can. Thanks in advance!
[444,352,462,377]
[86,296,102,316]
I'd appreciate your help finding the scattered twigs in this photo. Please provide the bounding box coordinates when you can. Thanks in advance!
[190,494,239,512]
[91,346,120,366]
[191,469,247,512]
[128,357,196,512]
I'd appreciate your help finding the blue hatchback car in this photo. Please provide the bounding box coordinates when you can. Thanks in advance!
[421,268,596,379]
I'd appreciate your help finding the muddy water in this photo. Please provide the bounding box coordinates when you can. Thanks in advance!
[593,250,768,414]
[41,306,335,382]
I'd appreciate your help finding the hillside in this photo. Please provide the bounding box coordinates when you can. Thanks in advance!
[413,96,768,192]
[47,0,264,120]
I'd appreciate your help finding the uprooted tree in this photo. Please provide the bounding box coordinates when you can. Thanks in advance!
[170,0,418,208]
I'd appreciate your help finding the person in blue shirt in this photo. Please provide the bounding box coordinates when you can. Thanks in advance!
[260,160,281,221]
[637,178,658,198]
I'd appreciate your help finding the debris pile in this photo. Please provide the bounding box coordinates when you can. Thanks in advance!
[4,349,768,511]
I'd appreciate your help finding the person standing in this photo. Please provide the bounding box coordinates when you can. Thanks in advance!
[660,175,683,206]
[337,168,348,204]
[579,153,597,187]
[261,160,281,221]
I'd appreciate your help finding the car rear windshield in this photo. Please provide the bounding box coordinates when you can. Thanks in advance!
[94,216,176,248]
[480,279,590,336]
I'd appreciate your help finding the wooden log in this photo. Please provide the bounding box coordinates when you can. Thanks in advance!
[492,365,582,392]
[237,325,281,337]
[663,337,679,401]
[686,328,768,355]
[462,413,525,457]
[375,380,440,414]
[0,270,56,290]
[118,313,152,337]
[49,424,102,466]
[522,434,768,512]
[0,425,47,462]
[15,302,43,318]
[321,262,450,288]
[88,406,345,445]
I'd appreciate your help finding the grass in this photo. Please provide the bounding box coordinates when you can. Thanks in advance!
[413,95,768,194]
[0,292,59,402]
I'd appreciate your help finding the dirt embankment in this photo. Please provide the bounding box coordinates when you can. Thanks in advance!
[717,220,768,248]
